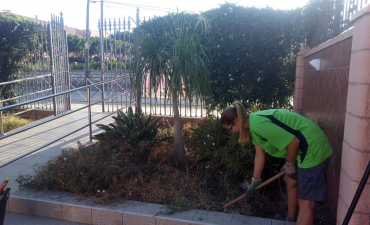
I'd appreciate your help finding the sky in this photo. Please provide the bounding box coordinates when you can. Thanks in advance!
[1,0,309,31]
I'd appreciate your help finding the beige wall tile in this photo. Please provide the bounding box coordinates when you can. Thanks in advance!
[92,208,123,225]
[348,50,370,84]
[123,213,155,225]
[341,141,370,182]
[8,197,35,215]
[346,83,370,117]
[343,113,370,150]
[35,201,63,220]
[63,204,92,224]
[338,169,370,214]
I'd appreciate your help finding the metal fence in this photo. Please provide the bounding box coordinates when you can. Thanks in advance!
[0,22,53,110]
[70,70,132,114]
[307,0,369,47]
[0,13,71,134]
[1,10,210,136]
[98,10,209,118]
[70,70,208,117]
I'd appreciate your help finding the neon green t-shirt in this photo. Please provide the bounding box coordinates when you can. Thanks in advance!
[249,109,333,168]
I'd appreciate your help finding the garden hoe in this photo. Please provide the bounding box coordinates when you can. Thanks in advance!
[223,171,285,209]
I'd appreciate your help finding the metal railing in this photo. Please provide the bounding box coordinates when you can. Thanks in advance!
[0,74,134,168]
[0,12,70,133]
[69,70,210,117]
[307,0,369,47]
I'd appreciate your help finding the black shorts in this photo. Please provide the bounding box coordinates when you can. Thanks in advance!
[288,159,328,201]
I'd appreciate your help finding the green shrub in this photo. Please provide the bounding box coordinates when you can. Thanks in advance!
[17,144,119,193]
[185,117,254,184]
[184,116,283,191]
[93,107,170,162]
[202,3,305,110]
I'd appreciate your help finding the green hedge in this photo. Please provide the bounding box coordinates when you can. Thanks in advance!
[203,4,305,110]
[139,4,310,111]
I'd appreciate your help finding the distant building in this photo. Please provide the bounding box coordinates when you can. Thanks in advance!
[6,11,99,37]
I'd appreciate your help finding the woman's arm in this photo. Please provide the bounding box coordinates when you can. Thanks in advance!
[286,137,300,162]
[253,145,265,179]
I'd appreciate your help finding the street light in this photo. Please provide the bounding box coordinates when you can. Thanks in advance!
[85,0,100,86]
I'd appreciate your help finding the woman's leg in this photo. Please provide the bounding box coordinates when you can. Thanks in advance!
[297,199,315,225]
[285,174,298,221]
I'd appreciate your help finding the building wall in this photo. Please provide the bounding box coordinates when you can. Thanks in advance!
[294,4,370,224]
[302,36,352,208]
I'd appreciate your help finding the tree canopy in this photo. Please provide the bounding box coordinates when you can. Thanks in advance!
[139,4,309,111]
[0,14,39,104]
[203,3,306,110]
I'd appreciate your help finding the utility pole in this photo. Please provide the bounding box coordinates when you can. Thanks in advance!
[85,0,90,86]
[100,0,105,112]
[135,7,142,112]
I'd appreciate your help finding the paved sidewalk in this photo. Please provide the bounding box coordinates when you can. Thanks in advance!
[0,106,116,193]
[4,212,85,225]
[0,105,115,166]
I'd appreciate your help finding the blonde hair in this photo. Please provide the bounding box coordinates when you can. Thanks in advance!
[221,100,250,145]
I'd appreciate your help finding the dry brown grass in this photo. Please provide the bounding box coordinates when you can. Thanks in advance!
[16,123,336,224]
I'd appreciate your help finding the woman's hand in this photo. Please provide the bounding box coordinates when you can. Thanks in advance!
[281,159,297,175]
[245,177,262,197]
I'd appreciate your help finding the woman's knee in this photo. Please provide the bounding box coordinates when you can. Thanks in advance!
[298,199,315,210]
[285,174,298,189]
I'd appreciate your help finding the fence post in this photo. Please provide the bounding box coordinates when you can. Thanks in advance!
[87,87,92,142]
[63,28,72,111]
[0,111,3,135]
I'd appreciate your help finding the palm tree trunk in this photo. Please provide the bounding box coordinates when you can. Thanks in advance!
[135,86,142,113]
[171,94,186,168]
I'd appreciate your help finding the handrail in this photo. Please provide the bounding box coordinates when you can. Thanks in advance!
[0,88,52,103]
[0,86,131,141]
[0,104,135,168]
[0,73,134,167]
[0,74,51,86]
[0,74,130,112]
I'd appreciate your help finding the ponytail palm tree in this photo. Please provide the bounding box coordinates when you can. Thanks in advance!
[135,14,211,168]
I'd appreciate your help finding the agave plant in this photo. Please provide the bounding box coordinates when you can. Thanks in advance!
[93,107,169,161]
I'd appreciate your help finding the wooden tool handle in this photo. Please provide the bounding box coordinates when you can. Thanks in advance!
[223,171,285,209]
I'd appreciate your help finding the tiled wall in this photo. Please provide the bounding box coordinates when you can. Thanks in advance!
[301,37,352,207]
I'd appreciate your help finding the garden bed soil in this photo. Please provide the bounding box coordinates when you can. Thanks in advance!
[16,117,336,225]
[17,138,335,224]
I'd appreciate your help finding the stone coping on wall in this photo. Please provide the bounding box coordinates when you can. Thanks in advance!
[5,189,294,225]
[303,28,353,58]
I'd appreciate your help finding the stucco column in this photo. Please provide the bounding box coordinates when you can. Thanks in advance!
[337,4,370,225]
[293,47,310,114]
